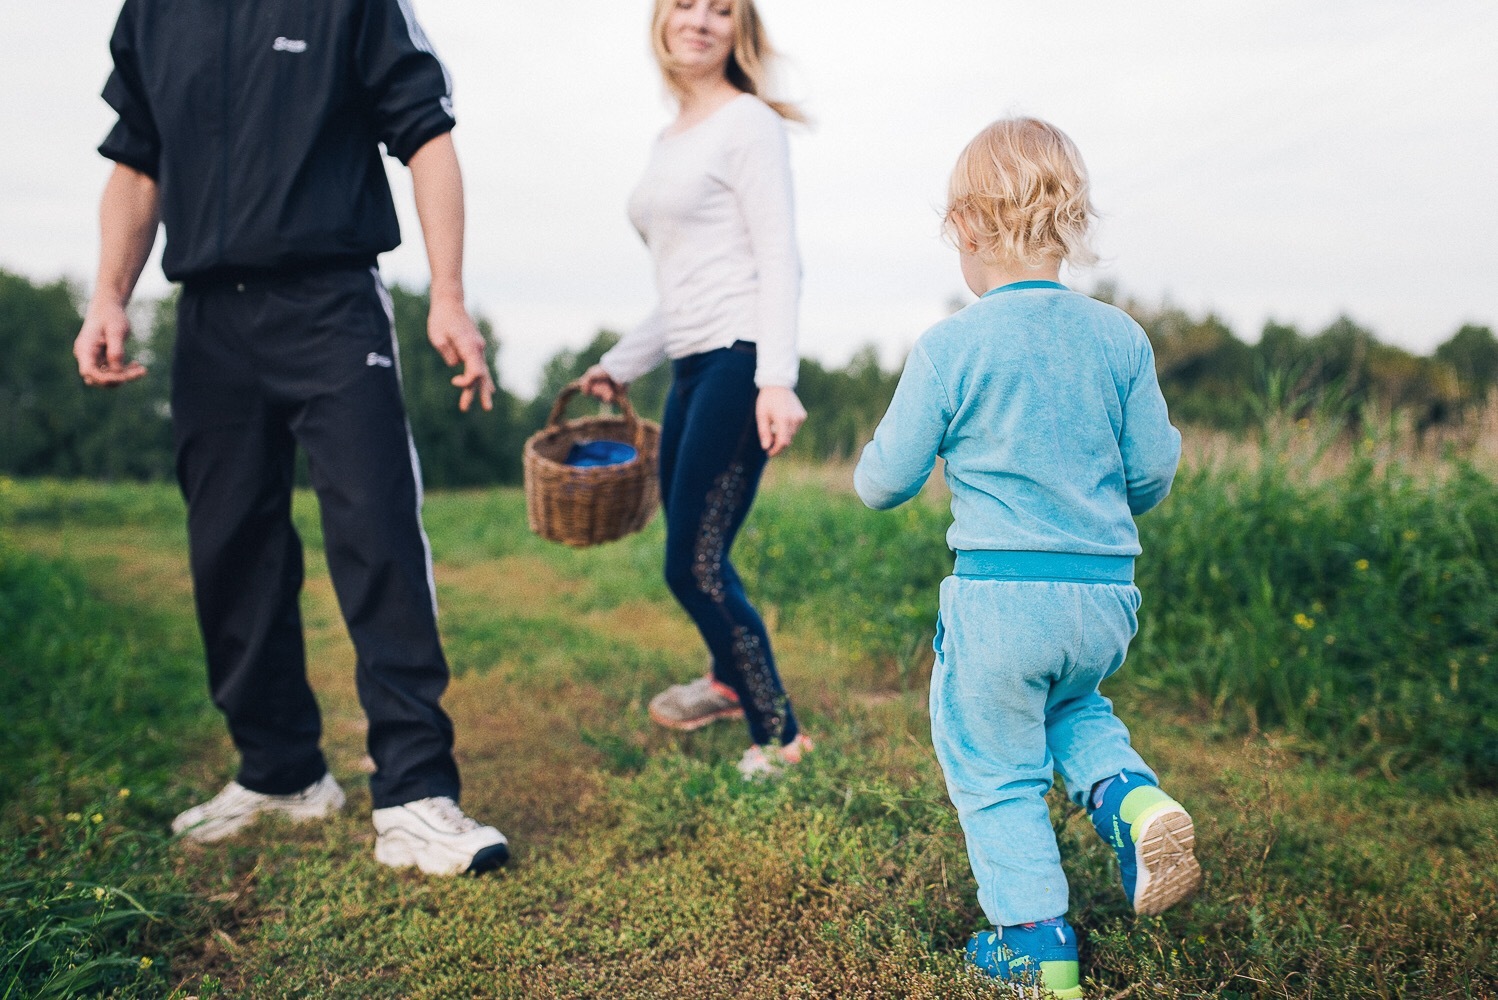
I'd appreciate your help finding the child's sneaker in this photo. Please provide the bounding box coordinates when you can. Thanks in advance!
[1088,771,1201,915]
[649,675,742,731]
[171,772,345,843]
[736,733,814,780]
[966,917,1084,999]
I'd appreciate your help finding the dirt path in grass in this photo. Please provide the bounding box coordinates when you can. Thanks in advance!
[13,521,1437,856]
[12,524,867,855]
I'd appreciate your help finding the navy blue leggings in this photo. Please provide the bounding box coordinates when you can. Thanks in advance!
[659,342,799,747]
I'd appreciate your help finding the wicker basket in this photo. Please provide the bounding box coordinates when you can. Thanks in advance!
[523,382,661,547]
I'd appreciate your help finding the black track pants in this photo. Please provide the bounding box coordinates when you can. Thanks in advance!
[172,266,460,809]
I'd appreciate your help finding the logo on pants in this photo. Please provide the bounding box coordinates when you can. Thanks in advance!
[366,353,394,368]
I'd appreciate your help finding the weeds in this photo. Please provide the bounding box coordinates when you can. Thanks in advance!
[1,800,176,999]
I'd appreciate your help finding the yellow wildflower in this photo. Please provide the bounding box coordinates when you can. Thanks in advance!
[65,812,82,823]
[1293,612,1315,630]
[1354,559,1369,571]
[90,813,103,824]
[118,788,131,799]
[139,956,153,970]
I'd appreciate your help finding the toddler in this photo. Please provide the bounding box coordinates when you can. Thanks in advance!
[854,117,1201,997]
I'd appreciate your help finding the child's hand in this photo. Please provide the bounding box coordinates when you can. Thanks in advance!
[579,365,623,404]
[756,386,806,457]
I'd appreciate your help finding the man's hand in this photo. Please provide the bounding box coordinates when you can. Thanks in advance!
[579,364,624,405]
[428,294,494,412]
[77,164,159,388]
[74,297,147,387]
[408,135,492,413]
[755,385,807,457]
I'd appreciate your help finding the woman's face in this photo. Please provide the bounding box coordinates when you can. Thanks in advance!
[664,0,735,79]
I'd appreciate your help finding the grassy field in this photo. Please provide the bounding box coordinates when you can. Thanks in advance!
[2,449,1496,998]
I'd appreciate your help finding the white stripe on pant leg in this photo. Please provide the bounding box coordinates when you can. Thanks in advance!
[373,269,440,619]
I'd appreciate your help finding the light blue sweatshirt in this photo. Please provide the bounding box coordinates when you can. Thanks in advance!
[854,281,1180,572]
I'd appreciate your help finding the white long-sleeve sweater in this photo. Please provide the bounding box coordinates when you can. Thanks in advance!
[600,93,801,389]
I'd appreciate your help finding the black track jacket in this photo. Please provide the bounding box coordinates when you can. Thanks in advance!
[99,0,455,283]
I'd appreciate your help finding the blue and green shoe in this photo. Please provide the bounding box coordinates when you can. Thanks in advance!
[966,917,1084,999]
[1089,771,1202,915]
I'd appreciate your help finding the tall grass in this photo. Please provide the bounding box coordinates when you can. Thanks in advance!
[1135,429,1498,785]
[737,429,1498,788]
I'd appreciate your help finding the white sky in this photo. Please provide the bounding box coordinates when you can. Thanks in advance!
[2,1,1496,395]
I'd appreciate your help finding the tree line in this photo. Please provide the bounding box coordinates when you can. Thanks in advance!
[2,267,1494,486]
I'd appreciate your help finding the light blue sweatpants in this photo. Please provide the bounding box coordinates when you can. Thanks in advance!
[931,575,1155,927]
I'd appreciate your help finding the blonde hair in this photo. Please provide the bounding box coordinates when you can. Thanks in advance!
[649,0,805,123]
[945,117,1097,268]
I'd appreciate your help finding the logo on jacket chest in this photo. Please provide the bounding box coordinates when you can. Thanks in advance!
[272,36,308,53]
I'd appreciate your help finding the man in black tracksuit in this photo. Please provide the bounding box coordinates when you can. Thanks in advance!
[75,0,508,875]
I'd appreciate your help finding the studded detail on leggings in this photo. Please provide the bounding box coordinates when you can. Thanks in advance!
[693,462,747,602]
[733,626,788,745]
[691,461,788,744]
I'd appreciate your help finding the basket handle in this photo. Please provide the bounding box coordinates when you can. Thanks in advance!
[548,381,645,447]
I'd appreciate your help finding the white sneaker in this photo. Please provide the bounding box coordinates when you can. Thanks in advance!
[372,797,510,876]
[736,733,815,780]
[171,773,346,843]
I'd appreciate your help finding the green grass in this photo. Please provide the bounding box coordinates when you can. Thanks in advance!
[2,463,1496,998]
[0,531,218,998]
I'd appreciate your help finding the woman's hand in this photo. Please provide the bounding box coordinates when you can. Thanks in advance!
[755,386,806,457]
[579,364,624,405]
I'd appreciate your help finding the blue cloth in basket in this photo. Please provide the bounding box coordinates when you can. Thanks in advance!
[564,440,637,468]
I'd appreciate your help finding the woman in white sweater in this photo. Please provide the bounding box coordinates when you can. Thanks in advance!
[581,0,811,778]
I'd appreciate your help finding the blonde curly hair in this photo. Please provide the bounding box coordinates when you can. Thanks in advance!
[945,117,1097,268]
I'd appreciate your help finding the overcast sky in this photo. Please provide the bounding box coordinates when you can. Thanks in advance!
[3,1,1496,395]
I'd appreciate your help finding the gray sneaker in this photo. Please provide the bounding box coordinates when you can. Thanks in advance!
[648,675,742,731]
